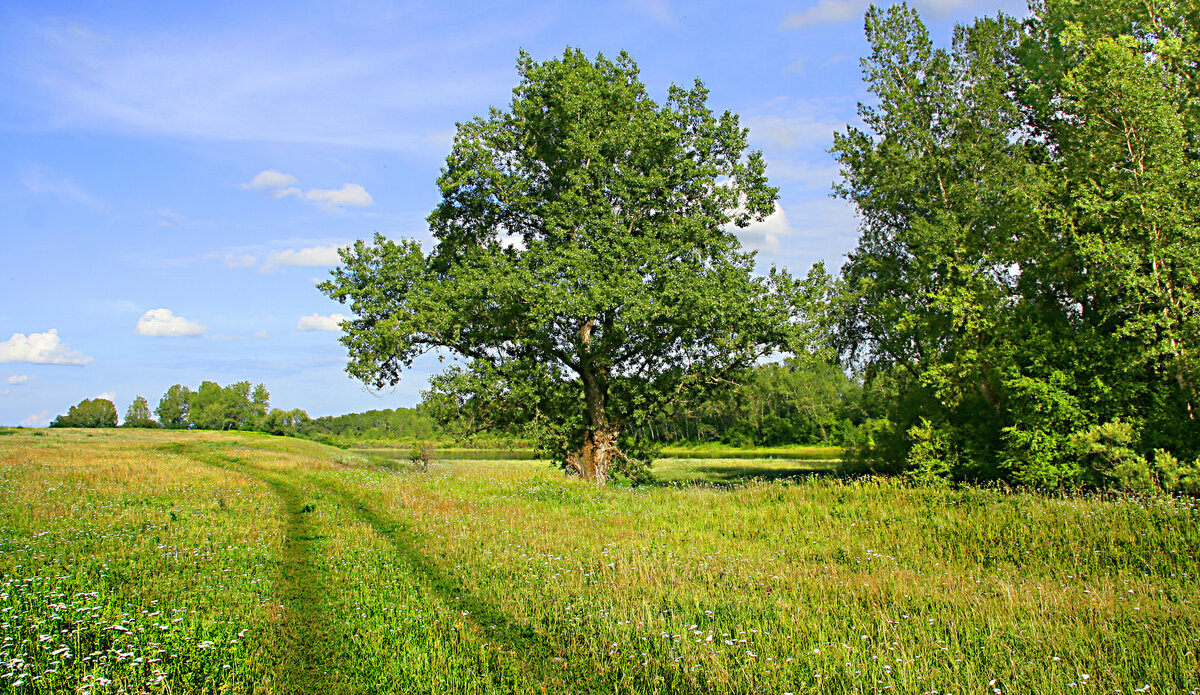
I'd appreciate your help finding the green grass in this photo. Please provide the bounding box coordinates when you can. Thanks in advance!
[1,429,1196,693]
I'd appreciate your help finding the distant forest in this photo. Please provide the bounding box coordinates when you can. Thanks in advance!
[45,358,868,449]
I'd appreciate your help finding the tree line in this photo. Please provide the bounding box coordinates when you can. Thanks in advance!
[50,381,309,435]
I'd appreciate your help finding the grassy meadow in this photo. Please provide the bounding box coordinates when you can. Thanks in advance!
[0,428,1197,694]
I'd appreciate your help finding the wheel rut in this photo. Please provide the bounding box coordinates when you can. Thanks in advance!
[171,441,605,694]
[159,443,349,694]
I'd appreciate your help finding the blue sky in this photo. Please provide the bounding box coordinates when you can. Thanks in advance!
[0,0,1029,426]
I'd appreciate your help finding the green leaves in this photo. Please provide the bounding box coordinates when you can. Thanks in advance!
[832,0,1200,486]
[322,49,812,481]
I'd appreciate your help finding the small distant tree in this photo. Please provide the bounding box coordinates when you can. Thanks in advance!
[123,396,158,428]
[156,385,192,429]
[408,441,435,473]
[51,398,118,428]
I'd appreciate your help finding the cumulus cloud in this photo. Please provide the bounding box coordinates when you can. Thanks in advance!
[6,375,29,385]
[298,183,373,210]
[242,171,373,211]
[240,170,299,191]
[731,202,794,254]
[96,391,116,402]
[135,308,206,337]
[297,313,347,332]
[0,330,93,365]
[20,411,52,428]
[264,244,345,271]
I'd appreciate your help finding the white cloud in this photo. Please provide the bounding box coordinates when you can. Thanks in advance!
[732,202,794,254]
[135,308,205,337]
[6,375,29,385]
[20,411,52,428]
[765,160,843,189]
[96,391,116,402]
[20,167,103,208]
[254,330,269,339]
[785,59,805,75]
[621,0,679,29]
[781,0,1002,29]
[297,313,347,332]
[746,112,845,153]
[244,171,373,211]
[241,170,299,191]
[0,330,93,365]
[264,244,345,271]
[297,183,373,210]
[10,15,530,153]
[781,0,864,29]
[224,253,257,269]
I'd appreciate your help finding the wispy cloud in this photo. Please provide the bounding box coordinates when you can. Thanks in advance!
[297,313,347,332]
[782,0,1011,29]
[135,308,205,337]
[0,330,92,365]
[620,0,680,29]
[20,411,52,428]
[20,167,103,208]
[223,253,257,269]
[781,0,863,29]
[745,109,846,153]
[11,14,536,153]
[6,375,29,385]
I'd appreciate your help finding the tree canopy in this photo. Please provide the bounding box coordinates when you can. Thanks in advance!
[51,398,118,428]
[323,49,817,483]
[832,0,1200,491]
[123,395,158,428]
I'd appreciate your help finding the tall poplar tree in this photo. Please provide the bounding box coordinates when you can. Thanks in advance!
[832,1,1199,488]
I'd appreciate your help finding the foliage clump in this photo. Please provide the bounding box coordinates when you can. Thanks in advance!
[832,0,1200,492]
[50,397,118,428]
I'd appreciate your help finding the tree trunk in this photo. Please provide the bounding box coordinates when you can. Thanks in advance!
[569,425,619,484]
[575,324,619,483]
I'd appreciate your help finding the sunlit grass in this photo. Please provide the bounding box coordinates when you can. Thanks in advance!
[1,429,1196,694]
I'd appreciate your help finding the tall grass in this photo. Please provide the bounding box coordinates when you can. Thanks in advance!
[0,429,1195,693]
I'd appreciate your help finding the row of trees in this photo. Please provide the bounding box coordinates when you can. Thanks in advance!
[153,381,271,430]
[50,382,310,434]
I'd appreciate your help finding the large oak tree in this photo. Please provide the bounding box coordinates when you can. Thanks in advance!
[322,49,814,483]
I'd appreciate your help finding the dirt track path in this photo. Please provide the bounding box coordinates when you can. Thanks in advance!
[173,440,597,694]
